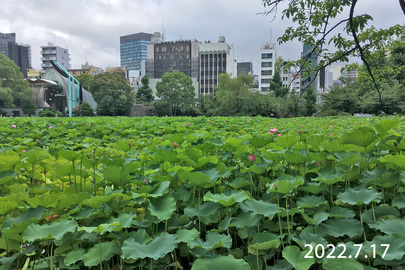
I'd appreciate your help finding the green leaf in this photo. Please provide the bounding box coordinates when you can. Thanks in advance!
[191,255,250,270]
[376,218,405,236]
[64,248,85,266]
[149,196,176,221]
[276,135,299,149]
[23,219,78,242]
[121,233,177,260]
[155,149,177,163]
[239,198,279,218]
[336,187,382,205]
[184,202,222,225]
[320,218,363,238]
[83,241,120,267]
[26,193,67,208]
[59,150,81,161]
[340,127,377,148]
[249,135,272,148]
[306,134,328,148]
[282,245,315,270]
[297,195,328,209]
[0,201,18,215]
[179,171,212,187]
[374,119,400,135]
[248,232,280,254]
[267,175,305,194]
[204,190,250,207]
[323,258,364,270]
[380,154,405,169]
[392,193,405,209]
[176,228,199,243]
[2,207,46,241]
[364,234,405,261]
[190,232,232,251]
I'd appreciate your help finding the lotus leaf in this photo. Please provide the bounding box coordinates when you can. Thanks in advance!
[191,255,250,270]
[282,245,315,270]
[336,187,382,205]
[189,231,232,251]
[149,195,176,221]
[323,258,364,270]
[204,190,250,207]
[83,241,120,267]
[239,198,278,218]
[23,219,78,242]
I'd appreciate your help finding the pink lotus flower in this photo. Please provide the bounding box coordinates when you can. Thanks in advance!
[11,125,16,129]
[89,123,91,126]
[36,139,39,143]
[208,120,211,122]
[186,123,190,128]
[270,128,278,134]
[315,161,320,165]
[173,142,178,148]
[278,134,282,136]
[329,134,333,138]
[22,150,26,152]
[143,179,147,185]
[329,126,333,128]
[49,126,53,129]
[248,155,256,162]
[216,123,218,126]
[273,183,278,190]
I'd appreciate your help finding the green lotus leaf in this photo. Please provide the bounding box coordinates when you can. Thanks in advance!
[380,154,405,169]
[184,202,222,224]
[25,150,51,164]
[204,190,250,207]
[276,135,299,149]
[270,259,294,270]
[364,234,405,261]
[79,222,122,235]
[376,218,405,236]
[249,135,272,148]
[392,193,405,209]
[23,219,78,242]
[320,218,363,238]
[191,255,250,270]
[64,248,85,266]
[336,187,382,205]
[282,245,315,270]
[316,168,344,185]
[0,151,20,167]
[323,258,364,270]
[200,168,220,182]
[297,195,328,209]
[101,162,137,186]
[362,205,400,228]
[231,212,258,229]
[0,170,18,179]
[374,119,400,135]
[26,192,67,208]
[1,206,47,241]
[198,156,218,168]
[189,231,232,251]
[340,127,378,148]
[176,228,199,243]
[113,140,132,152]
[86,192,132,208]
[179,171,212,187]
[267,175,305,194]
[121,233,177,260]
[329,206,355,219]
[294,232,328,250]
[58,150,81,161]
[155,149,177,163]
[306,134,328,148]
[229,177,250,189]
[226,137,245,148]
[248,232,280,254]
[300,182,328,194]
[334,152,362,166]
[249,164,267,175]
[59,192,91,209]
[239,198,278,218]
[107,212,137,228]
[321,140,353,152]
[83,241,120,267]
[0,201,18,215]
[149,195,176,221]
[133,181,170,198]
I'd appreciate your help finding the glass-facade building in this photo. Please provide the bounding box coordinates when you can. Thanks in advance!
[120,32,153,72]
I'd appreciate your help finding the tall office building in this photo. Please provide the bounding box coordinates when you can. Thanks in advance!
[199,36,237,95]
[259,43,277,92]
[120,32,153,73]
[40,42,70,72]
[0,32,31,78]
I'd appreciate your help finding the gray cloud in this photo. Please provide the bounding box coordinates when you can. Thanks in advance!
[0,0,403,74]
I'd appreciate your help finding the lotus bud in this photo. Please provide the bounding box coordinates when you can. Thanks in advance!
[128,142,132,147]
[173,142,178,148]
[248,155,256,162]
[143,179,147,185]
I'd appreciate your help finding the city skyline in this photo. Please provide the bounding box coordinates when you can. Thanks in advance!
[1,0,403,73]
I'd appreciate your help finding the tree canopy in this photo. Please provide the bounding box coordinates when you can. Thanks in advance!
[136,75,154,103]
[89,72,135,116]
[156,70,196,116]
[261,0,405,104]
[0,53,36,115]
[75,73,94,91]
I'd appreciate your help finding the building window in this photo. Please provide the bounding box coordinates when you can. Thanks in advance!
[261,53,273,59]
[261,62,272,67]
[261,70,273,76]
[261,79,271,84]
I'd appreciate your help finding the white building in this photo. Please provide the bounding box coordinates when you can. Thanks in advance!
[259,43,277,92]
[40,42,70,73]
[199,36,237,95]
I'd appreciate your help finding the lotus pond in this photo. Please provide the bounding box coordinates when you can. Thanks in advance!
[0,116,405,270]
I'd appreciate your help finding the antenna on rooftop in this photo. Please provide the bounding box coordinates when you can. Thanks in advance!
[162,16,166,41]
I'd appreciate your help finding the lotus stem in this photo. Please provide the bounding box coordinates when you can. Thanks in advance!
[276,192,284,248]
[286,197,291,244]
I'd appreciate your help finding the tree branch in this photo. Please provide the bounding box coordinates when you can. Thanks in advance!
[400,0,405,16]
[349,0,383,104]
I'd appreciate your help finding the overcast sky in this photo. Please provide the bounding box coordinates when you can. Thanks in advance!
[1,0,403,74]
